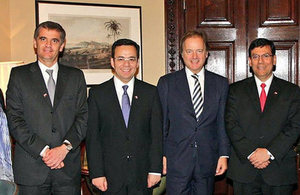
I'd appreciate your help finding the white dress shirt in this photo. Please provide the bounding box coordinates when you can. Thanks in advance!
[113,76,134,108]
[254,74,273,97]
[185,67,205,102]
[38,61,59,85]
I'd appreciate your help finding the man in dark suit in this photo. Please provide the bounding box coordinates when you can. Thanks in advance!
[225,38,300,194]
[86,39,163,195]
[6,21,88,195]
[157,30,230,194]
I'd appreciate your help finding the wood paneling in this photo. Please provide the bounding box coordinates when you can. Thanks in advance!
[261,0,298,26]
[206,42,234,81]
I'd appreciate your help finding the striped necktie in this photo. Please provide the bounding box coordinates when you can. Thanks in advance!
[192,74,203,120]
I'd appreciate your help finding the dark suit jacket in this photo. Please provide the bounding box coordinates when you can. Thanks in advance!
[6,62,88,185]
[225,76,300,185]
[157,69,230,177]
[86,78,162,192]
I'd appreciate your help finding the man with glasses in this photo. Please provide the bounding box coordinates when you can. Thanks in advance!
[226,38,300,194]
[86,38,163,194]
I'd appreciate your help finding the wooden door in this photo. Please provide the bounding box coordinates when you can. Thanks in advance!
[165,0,300,194]
[165,0,299,84]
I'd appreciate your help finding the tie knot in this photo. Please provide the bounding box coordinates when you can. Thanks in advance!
[122,85,129,92]
[192,74,198,80]
[46,69,53,76]
[261,83,266,89]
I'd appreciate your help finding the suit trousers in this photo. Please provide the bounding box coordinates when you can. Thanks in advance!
[96,157,152,195]
[233,174,294,195]
[99,184,152,195]
[166,150,214,195]
[18,170,80,195]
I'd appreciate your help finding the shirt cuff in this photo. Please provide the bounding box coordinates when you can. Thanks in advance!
[40,145,49,157]
[247,151,255,159]
[220,156,229,158]
[63,140,71,145]
[247,150,274,160]
[149,172,161,176]
[267,150,275,160]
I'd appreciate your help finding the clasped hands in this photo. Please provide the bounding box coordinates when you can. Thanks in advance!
[248,148,271,169]
[42,144,69,169]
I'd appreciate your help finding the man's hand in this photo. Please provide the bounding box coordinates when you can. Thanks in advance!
[215,157,228,176]
[255,160,270,169]
[163,156,167,175]
[92,177,108,191]
[43,144,69,169]
[147,174,161,188]
[249,148,270,169]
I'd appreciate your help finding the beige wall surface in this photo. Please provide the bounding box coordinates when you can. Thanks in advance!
[0,0,11,61]
[5,0,165,85]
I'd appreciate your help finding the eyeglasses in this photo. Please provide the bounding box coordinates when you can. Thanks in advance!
[251,53,273,60]
[114,57,137,64]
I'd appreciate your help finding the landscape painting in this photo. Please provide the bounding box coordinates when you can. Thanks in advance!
[51,15,130,70]
[37,1,142,84]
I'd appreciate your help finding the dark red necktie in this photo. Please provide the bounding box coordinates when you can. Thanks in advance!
[260,83,266,112]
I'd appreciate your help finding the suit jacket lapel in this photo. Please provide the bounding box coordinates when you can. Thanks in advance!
[175,69,195,117]
[246,77,261,113]
[53,64,68,110]
[29,62,52,106]
[128,79,140,128]
[197,70,213,123]
[264,76,280,113]
[108,78,128,129]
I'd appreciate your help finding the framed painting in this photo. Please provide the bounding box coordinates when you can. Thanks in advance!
[36,1,142,85]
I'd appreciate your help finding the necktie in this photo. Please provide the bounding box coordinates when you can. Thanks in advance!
[122,85,130,127]
[46,69,55,105]
[260,83,267,112]
[192,74,203,120]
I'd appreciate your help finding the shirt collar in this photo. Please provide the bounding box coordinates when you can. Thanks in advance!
[185,66,205,80]
[38,61,59,73]
[113,76,135,91]
[254,74,273,88]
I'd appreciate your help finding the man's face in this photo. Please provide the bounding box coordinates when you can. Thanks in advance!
[111,45,139,83]
[182,36,208,74]
[249,45,276,82]
[33,28,65,67]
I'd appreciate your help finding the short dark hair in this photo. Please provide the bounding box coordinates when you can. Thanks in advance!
[111,39,140,59]
[249,38,276,57]
[180,30,209,54]
[34,21,66,43]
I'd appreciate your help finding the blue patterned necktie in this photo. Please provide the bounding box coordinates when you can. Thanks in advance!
[122,85,130,127]
[0,105,14,181]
